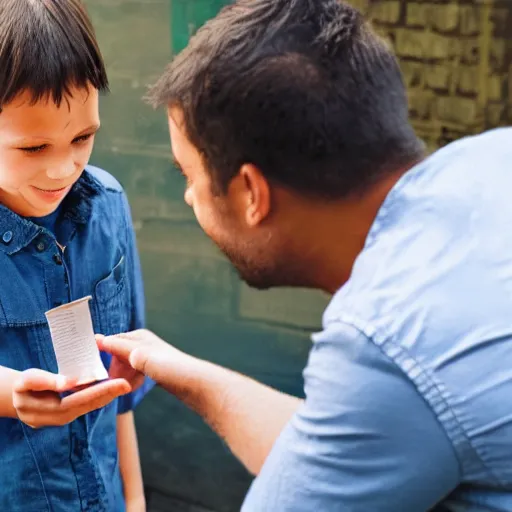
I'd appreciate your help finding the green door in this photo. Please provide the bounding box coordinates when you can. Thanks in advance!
[85,1,327,510]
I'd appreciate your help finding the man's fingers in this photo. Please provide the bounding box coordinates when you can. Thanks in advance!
[61,378,131,415]
[97,333,142,362]
[13,369,75,394]
[129,347,150,375]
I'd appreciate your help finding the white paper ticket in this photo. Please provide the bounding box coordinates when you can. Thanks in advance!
[45,296,108,385]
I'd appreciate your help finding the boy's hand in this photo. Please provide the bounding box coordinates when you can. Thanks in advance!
[12,369,131,429]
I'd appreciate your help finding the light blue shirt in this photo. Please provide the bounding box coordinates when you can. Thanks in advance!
[243,128,512,511]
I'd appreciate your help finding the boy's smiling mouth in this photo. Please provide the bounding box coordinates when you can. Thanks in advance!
[31,184,72,202]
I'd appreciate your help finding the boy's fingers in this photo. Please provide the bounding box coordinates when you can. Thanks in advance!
[13,369,72,394]
[61,378,131,415]
[12,390,61,413]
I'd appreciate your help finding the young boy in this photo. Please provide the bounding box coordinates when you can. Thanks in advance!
[0,1,154,510]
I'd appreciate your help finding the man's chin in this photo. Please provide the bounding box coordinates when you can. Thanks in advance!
[237,268,294,291]
[243,279,272,291]
[236,269,273,291]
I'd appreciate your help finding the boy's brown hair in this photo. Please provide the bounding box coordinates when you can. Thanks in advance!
[0,0,108,110]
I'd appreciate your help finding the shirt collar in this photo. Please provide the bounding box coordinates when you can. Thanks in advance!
[0,169,101,255]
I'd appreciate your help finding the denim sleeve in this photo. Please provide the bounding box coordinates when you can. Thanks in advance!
[117,192,155,415]
[242,322,460,512]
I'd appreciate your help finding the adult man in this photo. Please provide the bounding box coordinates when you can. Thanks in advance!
[100,0,512,510]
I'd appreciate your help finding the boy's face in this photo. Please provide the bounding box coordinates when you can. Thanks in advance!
[0,85,100,217]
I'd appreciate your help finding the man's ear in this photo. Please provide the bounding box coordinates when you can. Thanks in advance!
[241,164,271,226]
[230,163,271,227]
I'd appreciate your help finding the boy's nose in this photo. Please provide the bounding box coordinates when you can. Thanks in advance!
[46,161,76,180]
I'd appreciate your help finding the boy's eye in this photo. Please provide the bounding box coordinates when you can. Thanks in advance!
[18,133,94,154]
[19,144,47,154]
[73,133,93,144]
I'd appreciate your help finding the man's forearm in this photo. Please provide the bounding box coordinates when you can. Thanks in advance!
[99,331,302,475]
[167,358,302,475]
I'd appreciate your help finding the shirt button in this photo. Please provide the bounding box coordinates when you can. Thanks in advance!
[53,254,63,265]
[36,241,45,252]
[2,231,13,244]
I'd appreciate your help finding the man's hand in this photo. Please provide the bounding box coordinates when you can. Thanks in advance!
[98,329,301,475]
[12,369,131,429]
[97,330,191,395]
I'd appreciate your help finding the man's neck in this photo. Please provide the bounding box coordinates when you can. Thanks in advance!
[289,170,410,294]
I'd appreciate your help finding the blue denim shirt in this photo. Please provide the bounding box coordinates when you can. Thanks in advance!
[243,128,512,511]
[0,166,154,512]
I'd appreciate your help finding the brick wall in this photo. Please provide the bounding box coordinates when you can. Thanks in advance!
[350,0,512,151]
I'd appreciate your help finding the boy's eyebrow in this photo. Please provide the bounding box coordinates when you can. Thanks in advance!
[74,123,101,136]
[11,124,101,146]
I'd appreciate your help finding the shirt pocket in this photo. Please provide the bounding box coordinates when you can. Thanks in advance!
[91,254,131,336]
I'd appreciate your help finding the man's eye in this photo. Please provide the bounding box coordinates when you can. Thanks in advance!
[19,145,47,154]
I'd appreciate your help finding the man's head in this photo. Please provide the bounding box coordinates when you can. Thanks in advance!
[149,0,424,290]
[0,0,107,217]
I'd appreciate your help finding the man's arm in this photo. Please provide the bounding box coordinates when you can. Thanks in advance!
[241,323,460,511]
[177,358,302,475]
[99,331,301,475]
[118,411,145,511]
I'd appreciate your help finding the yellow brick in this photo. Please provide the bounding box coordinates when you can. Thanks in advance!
[395,29,458,60]
[425,64,452,90]
[459,5,480,36]
[490,39,506,71]
[486,103,505,127]
[395,29,423,58]
[371,1,401,24]
[460,38,480,65]
[347,0,368,15]
[456,66,479,95]
[408,90,432,119]
[400,61,424,88]
[406,3,429,27]
[490,8,509,36]
[436,97,478,125]
[431,4,460,33]
[488,75,505,102]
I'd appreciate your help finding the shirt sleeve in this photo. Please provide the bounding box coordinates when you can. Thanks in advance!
[242,322,460,512]
[116,191,155,415]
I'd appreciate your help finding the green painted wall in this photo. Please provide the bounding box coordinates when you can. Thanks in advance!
[171,0,228,53]
[84,1,511,510]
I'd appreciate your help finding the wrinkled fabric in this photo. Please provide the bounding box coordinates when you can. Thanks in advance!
[243,128,512,511]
